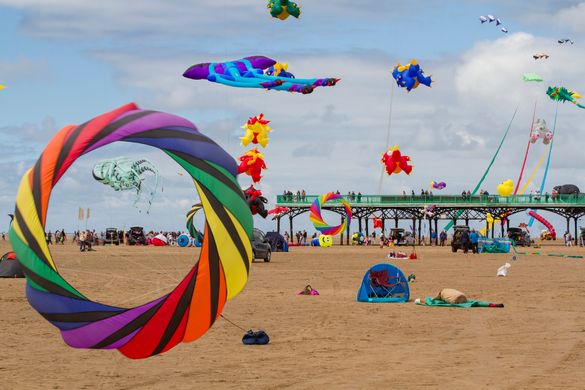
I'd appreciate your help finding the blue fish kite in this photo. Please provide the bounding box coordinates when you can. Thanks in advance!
[391,59,432,92]
[183,56,339,94]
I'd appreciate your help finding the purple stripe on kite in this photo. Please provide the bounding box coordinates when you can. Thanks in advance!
[243,56,276,69]
[61,295,166,349]
[125,137,238,176]
[85,110,198,153]
[27,283,124,315]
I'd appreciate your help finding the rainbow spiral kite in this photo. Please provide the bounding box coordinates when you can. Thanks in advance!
[8,103,253,359]
[309,192,352,236]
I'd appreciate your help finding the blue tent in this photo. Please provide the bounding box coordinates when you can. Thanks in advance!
[356,263,410,303]
[265,231,289,252]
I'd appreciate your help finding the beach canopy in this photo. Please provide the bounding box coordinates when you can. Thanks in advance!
[265,231,288,252]
[357,263,409,303]
[0,251,24,278]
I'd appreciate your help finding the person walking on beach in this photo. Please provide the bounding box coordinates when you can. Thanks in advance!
[469,229,479,254]
[47,230,53,245]
[302,230,307,244]
[79,230,86,252]
[439,230,447,246]
[564,231,573,247]
[86,230,95,251]
[460,229,470,254]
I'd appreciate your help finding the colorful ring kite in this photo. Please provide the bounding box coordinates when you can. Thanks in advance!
[310,193,352,236]
[8,103,253,359]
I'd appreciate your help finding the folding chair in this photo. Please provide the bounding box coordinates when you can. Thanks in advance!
[368,269,406,299]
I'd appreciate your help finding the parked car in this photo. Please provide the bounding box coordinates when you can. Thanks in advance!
[508,227,531,247]
[389,228,415,246]
[104,228,120,245]
[451,225,472,252]
[127,226,147,245]
[251,228,271,262]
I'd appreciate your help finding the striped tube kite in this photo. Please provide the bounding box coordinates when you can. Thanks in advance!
[309,192,352,236]
[185,203,204,244]
[8,103,253,359]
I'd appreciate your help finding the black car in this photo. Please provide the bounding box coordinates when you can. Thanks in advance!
[451,225,472,252]
[390,228,415,246]
[251,228,271,262]
[127,226,147,245]
[105,228,120,245]
[508,227,531,247]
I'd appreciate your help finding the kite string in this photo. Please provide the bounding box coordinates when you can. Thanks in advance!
[220,314,247,332]
[514,100,537,194]
[444,107,518,231]
[377,81,396,193]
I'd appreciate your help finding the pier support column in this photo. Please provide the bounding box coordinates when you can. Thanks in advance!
[412,217,417,244]
[289,216,294,243]
[434,219,439,245]
[428,219,432,246]
[365,217,369,237]
[276,217,281,234]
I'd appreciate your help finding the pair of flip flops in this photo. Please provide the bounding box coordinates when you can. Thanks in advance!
[242,330,270,345]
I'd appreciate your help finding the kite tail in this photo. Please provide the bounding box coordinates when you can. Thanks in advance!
[577,103,585,109]
[528,102,559,227]
[514,101,537,194]
[444,108,517,231]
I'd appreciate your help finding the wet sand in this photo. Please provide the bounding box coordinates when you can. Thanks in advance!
[1,240,585,389]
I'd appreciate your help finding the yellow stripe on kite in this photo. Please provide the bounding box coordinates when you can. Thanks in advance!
[196,182,250,300]
[13,169,57,271]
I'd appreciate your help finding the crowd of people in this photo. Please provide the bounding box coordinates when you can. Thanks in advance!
[44,229,67,245]
[282,190,307,202]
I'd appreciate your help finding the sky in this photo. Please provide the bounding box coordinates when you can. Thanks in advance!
[1,0,585,235]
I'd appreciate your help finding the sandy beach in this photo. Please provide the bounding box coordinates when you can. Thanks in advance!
[1,240,585,389]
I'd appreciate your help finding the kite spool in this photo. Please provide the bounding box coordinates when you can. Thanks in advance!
[8,103,253,359]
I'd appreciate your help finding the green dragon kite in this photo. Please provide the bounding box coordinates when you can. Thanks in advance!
[547,86,585,109]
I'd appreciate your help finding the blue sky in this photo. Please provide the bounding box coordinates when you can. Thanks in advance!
[1,0,585,234]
